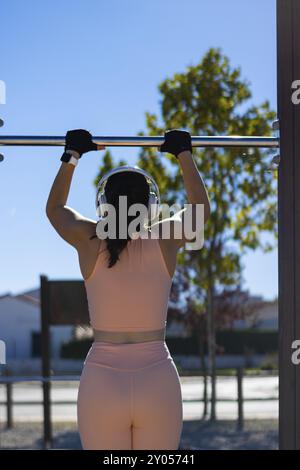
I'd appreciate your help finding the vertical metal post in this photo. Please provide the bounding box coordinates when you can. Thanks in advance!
[6,381,13,429]
[237,367,244,431]
[277,0,300,449]
[40,275,52,449]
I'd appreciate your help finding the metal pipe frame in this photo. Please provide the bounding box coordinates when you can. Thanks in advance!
[0,135,279,148]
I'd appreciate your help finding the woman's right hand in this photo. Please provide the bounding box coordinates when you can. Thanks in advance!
[159,129,192,158]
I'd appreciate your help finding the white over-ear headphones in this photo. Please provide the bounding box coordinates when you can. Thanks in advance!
[95,165,160,222]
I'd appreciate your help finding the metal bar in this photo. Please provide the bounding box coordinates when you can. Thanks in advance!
[237,367,244,431]
[0,135,279,148]
[0,397,279,406]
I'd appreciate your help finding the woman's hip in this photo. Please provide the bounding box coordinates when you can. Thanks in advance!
[82,339,174,371]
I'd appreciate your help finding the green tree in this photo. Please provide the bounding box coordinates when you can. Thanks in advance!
[136,47,277,420]
[92,47,277,421]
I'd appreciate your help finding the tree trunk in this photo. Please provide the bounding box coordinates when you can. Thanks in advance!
[198,331,208,419]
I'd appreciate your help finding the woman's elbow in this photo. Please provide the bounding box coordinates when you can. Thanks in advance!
[204,202,211,224]
[45,200,58,219]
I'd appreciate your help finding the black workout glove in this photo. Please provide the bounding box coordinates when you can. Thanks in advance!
[159,129,192,158]
[63,129,97,158]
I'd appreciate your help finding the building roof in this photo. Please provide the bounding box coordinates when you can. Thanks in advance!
[16,288,40,306]
[0,289,40,306]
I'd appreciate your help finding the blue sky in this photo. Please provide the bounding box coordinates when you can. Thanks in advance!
[0,0,277,299]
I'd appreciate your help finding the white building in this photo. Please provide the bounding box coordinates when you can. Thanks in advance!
[0,288,73,361]
[232,297,278,330]
[0,283,278,368]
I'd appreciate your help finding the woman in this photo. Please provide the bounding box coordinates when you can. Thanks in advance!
[46,129,210,450]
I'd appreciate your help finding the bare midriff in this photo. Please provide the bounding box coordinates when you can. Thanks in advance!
[93,327,166,344]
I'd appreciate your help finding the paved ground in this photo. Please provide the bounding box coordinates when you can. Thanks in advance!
[0,420,278,450]
[0,374,279,449]
[0,375,279,422]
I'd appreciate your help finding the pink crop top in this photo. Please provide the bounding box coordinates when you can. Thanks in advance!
[84,234,173,332]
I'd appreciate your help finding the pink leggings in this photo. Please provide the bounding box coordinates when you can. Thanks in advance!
[77,340,183,450]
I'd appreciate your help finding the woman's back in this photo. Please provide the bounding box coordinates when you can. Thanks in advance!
[84,234,173,332]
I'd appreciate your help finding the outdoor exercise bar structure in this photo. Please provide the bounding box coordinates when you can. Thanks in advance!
[0,0,298,451]
[0,135,279,148]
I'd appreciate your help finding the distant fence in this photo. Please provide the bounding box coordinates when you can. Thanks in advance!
[0,369,278,447]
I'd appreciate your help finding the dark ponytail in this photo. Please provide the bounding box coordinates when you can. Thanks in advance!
[90,171,150,268]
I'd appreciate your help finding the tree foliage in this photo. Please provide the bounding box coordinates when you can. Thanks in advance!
[93,47,277,331]
[136,47,277,302]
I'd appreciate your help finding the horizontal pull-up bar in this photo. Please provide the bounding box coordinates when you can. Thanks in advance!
[0,135,279,148]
